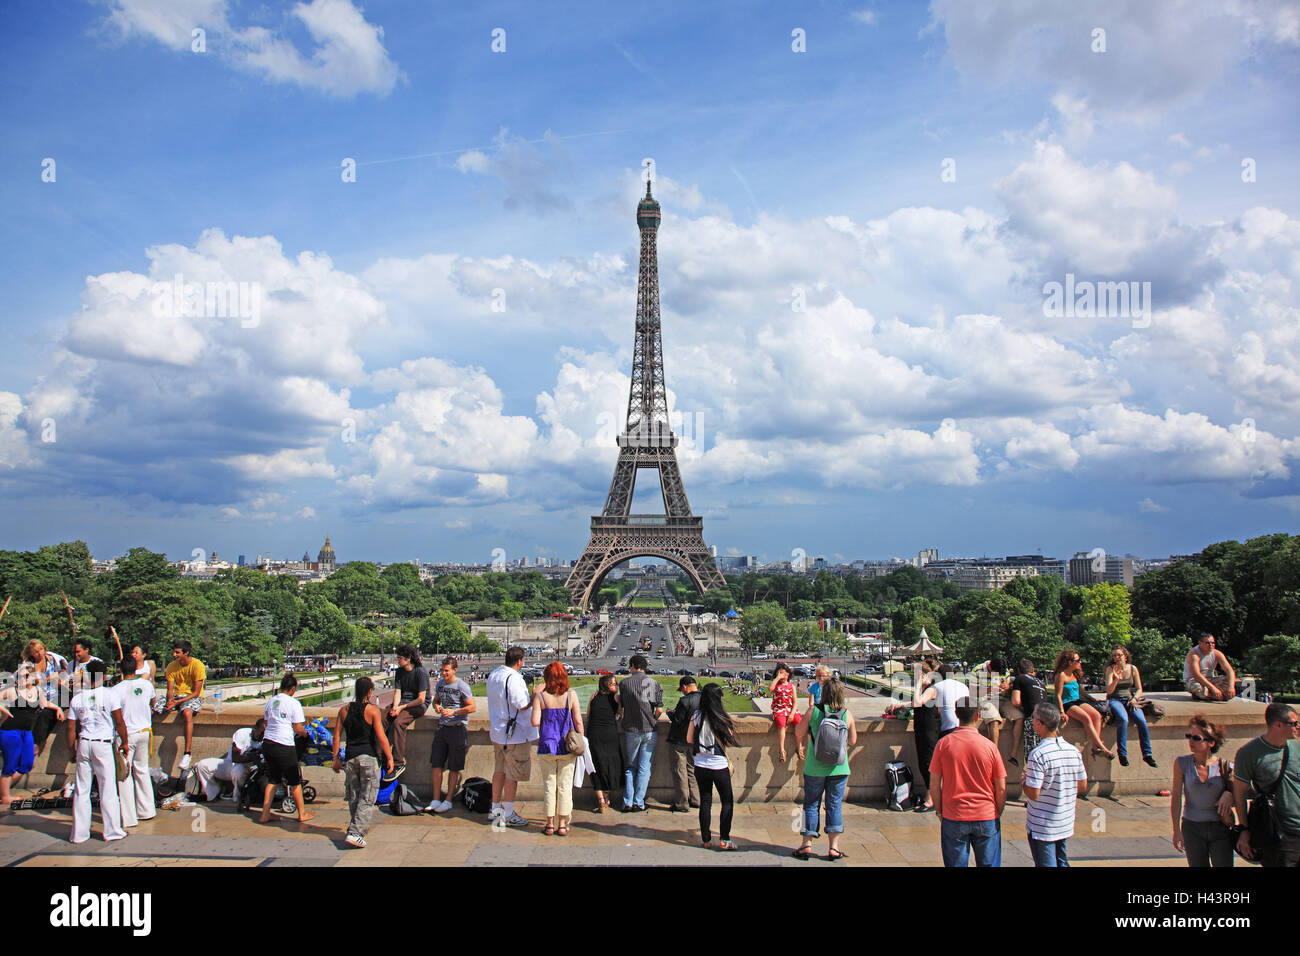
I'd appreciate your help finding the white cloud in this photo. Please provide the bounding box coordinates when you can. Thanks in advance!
[102,0,400,97]
[1052,92,1094,142]
[1138,497,1168,513]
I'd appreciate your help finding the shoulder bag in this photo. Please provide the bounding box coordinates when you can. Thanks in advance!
[1244,742,1290,854]
[563,690,585,755]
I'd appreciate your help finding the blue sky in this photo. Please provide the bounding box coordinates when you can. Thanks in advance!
[2,0,1299,567]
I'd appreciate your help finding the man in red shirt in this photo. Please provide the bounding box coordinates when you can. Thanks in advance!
[930,703,1006,866]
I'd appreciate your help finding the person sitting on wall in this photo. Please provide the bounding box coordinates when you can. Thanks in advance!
[1184,633,1237,702]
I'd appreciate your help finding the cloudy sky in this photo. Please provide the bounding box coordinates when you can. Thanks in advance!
[2,0,1299,567]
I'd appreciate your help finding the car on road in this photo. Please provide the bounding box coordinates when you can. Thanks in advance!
[675,668,694,676]
[699,668,716,677]
[752,654,770,660]
[720,671,735,678]
[615,668,629,675]
[596,669,612,675]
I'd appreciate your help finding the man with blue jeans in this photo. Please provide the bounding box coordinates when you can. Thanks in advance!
[930,702,1006,867]
[1022,702,1088,867]
[618,656,662,811]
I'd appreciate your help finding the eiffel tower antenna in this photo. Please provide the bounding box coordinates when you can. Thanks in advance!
[566,177,725,610]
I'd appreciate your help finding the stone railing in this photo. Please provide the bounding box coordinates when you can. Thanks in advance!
[20,695,1268,805]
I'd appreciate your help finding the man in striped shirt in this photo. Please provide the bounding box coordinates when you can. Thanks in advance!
[1022,702,1088,867]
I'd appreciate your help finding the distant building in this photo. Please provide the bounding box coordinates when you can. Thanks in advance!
[1069,552,1134,587]
[317,536,336,572]
[917,547,939,567]
[237,554,246,567]
[952,564,1041,592]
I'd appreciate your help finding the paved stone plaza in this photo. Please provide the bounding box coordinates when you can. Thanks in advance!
[0,789,1189,867]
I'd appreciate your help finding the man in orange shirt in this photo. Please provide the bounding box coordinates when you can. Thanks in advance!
[930,702,1007,866]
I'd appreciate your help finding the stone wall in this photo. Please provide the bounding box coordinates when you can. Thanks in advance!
[21,695,1268,806]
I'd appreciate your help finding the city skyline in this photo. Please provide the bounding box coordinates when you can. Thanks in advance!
[3,3,1299,570]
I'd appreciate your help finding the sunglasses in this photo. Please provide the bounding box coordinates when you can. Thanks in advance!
[1185,733,1210,742]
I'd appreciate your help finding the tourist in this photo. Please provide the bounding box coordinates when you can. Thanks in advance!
[930,703,1006,867]
[129,644,155,683]
[1232,703,1300,866]
[195,718,266,803]
[425,656,476,813]
[1053,648,1114,759]
[0,668,61,810]
[18,639,69,757]
[686,683,739,850]
[910,658,941,812]
[1105,646,1156,768]
[1184,633,1237,702]
[66,661,129,843]
[1171,714,1235,867]
[974,658,1012,756]
[71,637,103,677]
[808,664,832,709]
[257,673,314,825]
[1022,703,1088,867]
[586,674,623,812]
[666,676,701,812]
[1009,659,1045,767]
[113,658,156,827]
[793,677,857,860]
[769,663,802,762]
[332,677,393,848]
[619,654,662,812]
[932,663,970,740]
[161,640,207,770]
[486,646,536,828]
[381,644,428,784]
[531,661,584,836]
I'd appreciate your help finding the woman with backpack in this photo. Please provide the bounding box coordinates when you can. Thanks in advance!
[686,683,740,850]
[331,676,394,848]
[531,661,584,836]
[793,677,857,860]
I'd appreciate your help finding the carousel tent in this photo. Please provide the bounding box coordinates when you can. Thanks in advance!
[901,626,942,654]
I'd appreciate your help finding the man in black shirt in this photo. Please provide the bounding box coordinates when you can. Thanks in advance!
[667,677,701,812]
[382,645,429,784]
[1011,659,1047,760]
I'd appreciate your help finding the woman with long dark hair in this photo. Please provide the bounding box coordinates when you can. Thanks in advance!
[686,683,739,850]
[1053,648,1114,759]
[586,674,623,812]
[910,658,941,812]
[332,676,393,848]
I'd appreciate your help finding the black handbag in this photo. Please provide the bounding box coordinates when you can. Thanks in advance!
[1243,742,1290,854]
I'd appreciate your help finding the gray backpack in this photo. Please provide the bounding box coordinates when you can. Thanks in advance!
[813,704,849,766]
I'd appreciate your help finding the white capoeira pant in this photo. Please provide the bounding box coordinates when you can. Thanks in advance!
[72,738,126,843]
[116,730,155,826]
[193,755,251,801]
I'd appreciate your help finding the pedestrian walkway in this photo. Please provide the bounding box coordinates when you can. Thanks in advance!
[0,788,1186,867]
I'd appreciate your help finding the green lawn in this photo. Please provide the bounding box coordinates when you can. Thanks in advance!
[630,596,665,608]
[468,675,755,713]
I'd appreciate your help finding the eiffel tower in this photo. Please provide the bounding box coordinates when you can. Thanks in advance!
[566,177,726,610]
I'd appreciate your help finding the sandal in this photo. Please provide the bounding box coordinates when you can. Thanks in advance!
[792,846,814,860]
[826,849,847,861]
[556,826,569,837]
[542,825,556,836]
[718,840,737,850]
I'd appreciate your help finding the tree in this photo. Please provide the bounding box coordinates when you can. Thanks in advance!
[418,608,471,657]
[785,620,822,654]
[381,562,439,618]
[235,588,302,642]
[963,591,1060,667]
[297,592,354,655]
[700,589,734,616]
[1080,583,1132,646]
[1131,561,1237,645]
[498,601,527,621]
[1128,625,1188,684]
[110,581,223,663]
[1246,634,1300,696]
[891,597,944,651]
[739,602,788,654]
[228,612,280,668]
[322,562,391,617]
[106,548,179,601]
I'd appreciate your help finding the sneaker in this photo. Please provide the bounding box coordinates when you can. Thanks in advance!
[179,753,192,770]
[381,764,405,785]
[345,833,367,848]
[435,800,454,813]
[216,792,233,801]
[504,812,529,828]
[61,784,74,799]
[423,801,440,813]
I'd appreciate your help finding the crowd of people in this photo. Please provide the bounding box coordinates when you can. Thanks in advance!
[5,630,1297,868]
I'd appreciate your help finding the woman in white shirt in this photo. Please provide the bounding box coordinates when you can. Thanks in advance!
[129,645,155,683]
[686,684,739,850]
